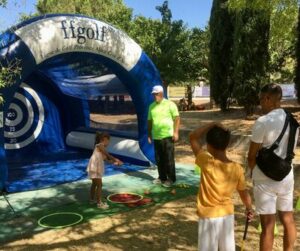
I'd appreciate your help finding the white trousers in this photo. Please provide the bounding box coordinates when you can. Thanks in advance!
[253,180,294,214]
[198,214,235,251]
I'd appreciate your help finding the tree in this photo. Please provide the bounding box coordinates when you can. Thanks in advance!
[181,27,210,108]
[130,13,209,108]
[154,20,192,85]
[226,0,297,114]
[229,0,298,84]
[0,60,21,103]
[0,0,21,104]
[268,0,298,84]
[187,27,210,81]
[37,0,133,32]
[232,6,270,115]
[153,1,190,85]
[155,0,172,24]
[129,1,209,110]
[129,16,163,62]
[209,0,235,111]
[155,1,209,85]
[294,6,300,103]
[0,0,7,7]
[130,1,209,86]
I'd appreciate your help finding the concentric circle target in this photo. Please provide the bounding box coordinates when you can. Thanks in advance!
[4,83,44,149]
[6,104,23,127]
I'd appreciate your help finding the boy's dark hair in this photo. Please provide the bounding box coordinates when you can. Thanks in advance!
[95,131,110,145]
[206,126,230,150]
[260,83,282,100]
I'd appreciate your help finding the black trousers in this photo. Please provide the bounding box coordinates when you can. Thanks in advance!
[154,137,176,182]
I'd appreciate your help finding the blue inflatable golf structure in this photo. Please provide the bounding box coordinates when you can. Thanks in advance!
[0,14,162,192]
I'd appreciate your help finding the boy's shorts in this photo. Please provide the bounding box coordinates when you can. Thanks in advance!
[198,214,234,251]
[253,180,294,214]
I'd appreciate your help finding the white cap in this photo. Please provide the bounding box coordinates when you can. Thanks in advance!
[151,85,164,94]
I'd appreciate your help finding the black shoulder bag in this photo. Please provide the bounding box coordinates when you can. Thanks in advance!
[256,111,299,181]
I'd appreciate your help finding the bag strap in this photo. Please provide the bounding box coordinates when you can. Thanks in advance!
[285,110,299,161]
[269,111,289,151]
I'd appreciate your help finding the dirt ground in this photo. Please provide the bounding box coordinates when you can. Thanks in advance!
[2,100,300,251]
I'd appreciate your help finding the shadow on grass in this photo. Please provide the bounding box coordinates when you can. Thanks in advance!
[121,170,154,181]
[0,176,199,250]
[0,199,198,250]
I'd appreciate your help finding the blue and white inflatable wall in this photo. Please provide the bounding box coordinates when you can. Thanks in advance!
[0,14,162,192]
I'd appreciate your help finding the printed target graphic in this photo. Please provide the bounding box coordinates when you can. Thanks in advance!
[4,83,45,149]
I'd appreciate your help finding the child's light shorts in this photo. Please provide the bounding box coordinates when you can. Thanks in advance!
[198,214,234,251]
[253,180,294,214]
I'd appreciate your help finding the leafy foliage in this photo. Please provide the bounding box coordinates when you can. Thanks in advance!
[0,0,7,7]
[132,2,209,87]
[155,0,172,24]
[268,0,298,83]
[219,0,298,114]
[209,0,235,111]
[0,59,21,103]
[228,0,298,85]
[294,6,300,103]
[151,20,193,84]
[37,0,133,32]
[187,28,210,81]
[0,0,21,104]
[232,7,270,115]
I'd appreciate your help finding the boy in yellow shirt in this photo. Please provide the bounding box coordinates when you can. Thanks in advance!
[189,122,253,251]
